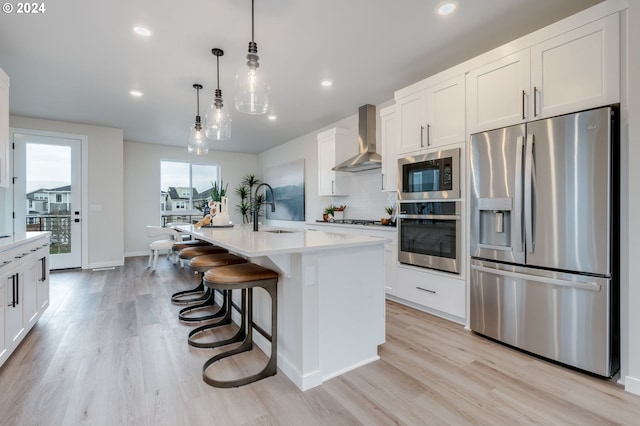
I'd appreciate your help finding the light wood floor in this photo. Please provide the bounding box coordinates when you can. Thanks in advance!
[1,257,639,426]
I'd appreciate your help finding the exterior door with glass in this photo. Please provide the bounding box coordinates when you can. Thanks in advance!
[13,131,82,270]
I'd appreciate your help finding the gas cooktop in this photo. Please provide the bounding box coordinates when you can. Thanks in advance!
[315,219,395,227]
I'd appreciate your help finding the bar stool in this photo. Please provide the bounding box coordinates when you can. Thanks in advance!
[171,245,229,304]
[171,240,212,267]
[178,253,247,323]
[199,263,279,388]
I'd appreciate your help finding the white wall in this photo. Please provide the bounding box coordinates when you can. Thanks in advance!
[123,141,258,256]
[259,102,394,228]
[624,0,640,396]
[9,115,124,268]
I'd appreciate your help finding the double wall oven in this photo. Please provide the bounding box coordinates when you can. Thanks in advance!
[397,148,461,274]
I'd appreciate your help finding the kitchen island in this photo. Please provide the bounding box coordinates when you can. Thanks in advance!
[177,224,389,391]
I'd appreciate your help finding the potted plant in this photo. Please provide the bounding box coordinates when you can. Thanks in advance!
[381,206,394,225]
[333,205,346,220]
[323,205,337,222]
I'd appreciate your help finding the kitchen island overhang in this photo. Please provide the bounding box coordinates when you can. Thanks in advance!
[177,225,390,391]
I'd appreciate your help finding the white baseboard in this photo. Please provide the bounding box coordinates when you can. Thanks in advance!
[87,259,124,269]
[124,251,150,258]
[625,375,640,396]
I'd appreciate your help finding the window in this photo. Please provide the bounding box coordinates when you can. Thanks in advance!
[160,160,220,225]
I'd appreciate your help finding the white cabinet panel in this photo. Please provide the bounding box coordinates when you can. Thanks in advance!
[531,14,619,119]
[468,14,619,133]
[317,128,352,196]
[396,74,466,156]
[467,50,531,132]
[396,266,465,319]
[426,75,466,148]
[0,234,50,367]
[379,105,397,192]
[396,89,427,155]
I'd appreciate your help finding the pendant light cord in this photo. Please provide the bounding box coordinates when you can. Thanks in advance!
[216,55,220,90]
[251,0,255,42]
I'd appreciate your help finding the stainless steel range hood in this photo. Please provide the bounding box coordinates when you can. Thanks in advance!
[332,104,382,172]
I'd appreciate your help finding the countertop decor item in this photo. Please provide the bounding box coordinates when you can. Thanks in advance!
[187,83,208,155]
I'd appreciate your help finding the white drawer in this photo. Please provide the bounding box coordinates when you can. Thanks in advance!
[396,266,465,318]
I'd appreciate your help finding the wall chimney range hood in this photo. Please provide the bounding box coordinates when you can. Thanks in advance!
[332,104,382,172]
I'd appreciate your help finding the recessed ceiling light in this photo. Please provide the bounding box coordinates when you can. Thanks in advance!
[267,114,277,121]
[321,79,333,88]
[130,90,144,97]
[133,26,151,37]
[437,3,456,16]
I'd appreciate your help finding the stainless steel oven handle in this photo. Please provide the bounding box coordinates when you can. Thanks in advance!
[397,214,460,220]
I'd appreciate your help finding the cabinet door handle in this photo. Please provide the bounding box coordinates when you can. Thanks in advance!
[533,86,538,117]
[40,256,47,282]
[331,180,335,195]
[522,90,526,120]
[381,174,384,190]
[7,275,14,307]
[16,273,19,305]
[420,125,425,148]
[416,286,436,294]
[426,124,431,146]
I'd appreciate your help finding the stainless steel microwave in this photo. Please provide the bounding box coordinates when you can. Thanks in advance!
[397,148,460,200]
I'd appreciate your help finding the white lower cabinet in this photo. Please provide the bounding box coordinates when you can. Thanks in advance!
[0,233,50,367]
[396,265,465,321]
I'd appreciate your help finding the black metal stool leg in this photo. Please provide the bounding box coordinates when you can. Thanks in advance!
[171,273,208,304]
[178,289,228,322]
[202,279,278,388]
[188,289,246,348]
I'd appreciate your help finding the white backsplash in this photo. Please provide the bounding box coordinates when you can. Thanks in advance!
[329,170,397,220]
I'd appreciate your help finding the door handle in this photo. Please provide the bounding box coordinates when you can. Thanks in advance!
[533,86,538,117]
[426,124,431,146]
[471,264,601,292]
[524,134,535,254]
[514,136,524,252]
[420,125,425,147]
[522,90,526,120]
[74,218,80,223]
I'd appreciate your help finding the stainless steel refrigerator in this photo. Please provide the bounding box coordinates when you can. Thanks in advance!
[469,106,619,377]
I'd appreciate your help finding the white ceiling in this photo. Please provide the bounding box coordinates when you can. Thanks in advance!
[0,0,602,154]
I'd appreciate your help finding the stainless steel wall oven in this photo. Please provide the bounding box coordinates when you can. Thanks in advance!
[397,201,461,274]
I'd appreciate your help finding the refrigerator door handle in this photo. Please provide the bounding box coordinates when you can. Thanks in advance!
[514,136,524,252]
[524,133,535,254]
[471,264,602,292]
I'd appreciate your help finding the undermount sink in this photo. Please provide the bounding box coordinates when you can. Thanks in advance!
[262,229,298,234]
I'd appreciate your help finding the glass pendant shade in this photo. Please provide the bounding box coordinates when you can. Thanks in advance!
[235,53,269,114]
[187,123,209,155]
[205,99,232,140]
[188,83,209,155]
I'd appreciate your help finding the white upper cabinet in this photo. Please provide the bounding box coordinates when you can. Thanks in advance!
[467,50,531,132]
[425,75,466,148]
[468,14,619,133]
[395,74,465,156]
[396,89,427,155]
[530,14,619,119]
[317,127,352,196]
[0,66,9,188]
[379,105,397,192]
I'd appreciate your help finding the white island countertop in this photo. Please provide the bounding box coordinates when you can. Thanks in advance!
[176,224,390,257]
[0,231,50,253]
[175,223,388,391]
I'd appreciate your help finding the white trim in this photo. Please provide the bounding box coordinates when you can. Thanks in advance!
[87,259,124,269]
[625,375,640,396]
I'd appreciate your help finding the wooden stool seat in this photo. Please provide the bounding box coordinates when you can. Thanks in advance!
[178,254,248,323]
[179,245,228,259]
[172,240,211,252]
[198,263,279,388]
[204,263,279,283]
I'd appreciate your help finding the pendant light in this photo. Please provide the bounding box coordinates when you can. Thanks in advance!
[188,83,209,155]
[235,0,269,114]
[205,48,232,140]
